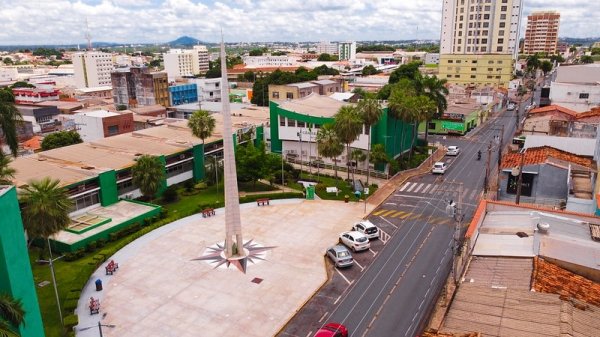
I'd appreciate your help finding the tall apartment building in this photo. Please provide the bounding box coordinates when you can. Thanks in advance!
[439,0,523,87]
[163,46,210,81]
[523,11,560,55]
[338,41,357,61]
[72,51,114,88]
[111,67,169,108]
[316,41,338,55]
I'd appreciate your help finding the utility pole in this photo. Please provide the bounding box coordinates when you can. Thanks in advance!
[496,125,504,193]
[439,182,463,285]
[297,132,303,180]
[515,151,526,204]
[484,141,492,194]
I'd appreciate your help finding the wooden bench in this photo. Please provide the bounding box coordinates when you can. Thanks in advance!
[202,208,215,218]
[105,260,119,275]
[256,198,270,206]
[89,298,100,315]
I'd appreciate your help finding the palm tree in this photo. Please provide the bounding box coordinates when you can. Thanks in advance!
[350,149,366,184]
[0,88,23,157]
[407,95,437,160]
[0,293,25,337]
[188,110,216,145]
[387,80,418,163]
[356,97,382,185]
[0,153,15,185]
[370,143,389,175]
[333,106,363,182]
[316,123,343,186]
[131,155,165,200]
[415,74,448,142]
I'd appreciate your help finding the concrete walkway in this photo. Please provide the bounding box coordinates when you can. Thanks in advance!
[75,199,370,337]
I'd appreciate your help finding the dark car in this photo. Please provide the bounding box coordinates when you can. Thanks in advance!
[314,322,348,337]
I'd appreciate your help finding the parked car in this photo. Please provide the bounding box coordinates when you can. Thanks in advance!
[432,162,447,174]
[314,323,349,337]
[507,103,516,111]
[310,159,325,168]
[339,231,370,252]
[351,220,379,240]
[326,245,354,268]
[446,146,460,156]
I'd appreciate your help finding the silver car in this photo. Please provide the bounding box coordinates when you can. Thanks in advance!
[326,245,354,268]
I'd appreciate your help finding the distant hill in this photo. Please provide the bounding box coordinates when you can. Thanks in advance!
[168,36,211,46]
[559,37,599,46]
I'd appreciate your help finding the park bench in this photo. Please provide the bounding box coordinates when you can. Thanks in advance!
[256,198,270,206]
[202,208,215,218]
[89,297,100,315]
[105,260,119,275]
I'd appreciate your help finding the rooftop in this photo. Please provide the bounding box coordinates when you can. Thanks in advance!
[287,82,318,89]
[276,93,350,118]
[500,146,594,170]
[528,104,578,117]
[555,64,600,85]
[523,135,596,156]
[75,109,120,118]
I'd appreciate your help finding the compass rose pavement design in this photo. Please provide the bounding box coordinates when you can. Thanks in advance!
[193,239,276,273]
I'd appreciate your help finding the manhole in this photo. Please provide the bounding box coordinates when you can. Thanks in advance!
[251,277,263,284]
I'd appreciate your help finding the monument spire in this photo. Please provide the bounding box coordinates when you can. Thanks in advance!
[219,33,245,259]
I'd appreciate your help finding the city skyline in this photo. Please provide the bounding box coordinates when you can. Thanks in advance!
[0,0,598,46]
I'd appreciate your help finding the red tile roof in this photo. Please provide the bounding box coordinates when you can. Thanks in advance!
[532,257,600,307]
[500,146,594,169]
[575,106,600,120]
[529,104,578,117]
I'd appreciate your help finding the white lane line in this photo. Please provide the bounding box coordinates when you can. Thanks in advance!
[428,184,439,194]
[421,183,431,193]
[398,182,411,192]
[318,312,329,323]
[379,216,398,229]
[413,183,424,193]
[334,294,342,305]
[406,183,417,192]
[379,229,390,244]
[335,268,353,285]
[469,189,479,200]
[393,194,431,199]
[462,188,470,199]
[384,202,397,206]
[354,259,365,271]
[305,331,313,337]
[369,248,378,257]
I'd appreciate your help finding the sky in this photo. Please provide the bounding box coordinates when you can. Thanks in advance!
[0,0,598,45]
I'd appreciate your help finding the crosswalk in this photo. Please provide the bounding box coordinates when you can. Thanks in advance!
[397,182,481,201]
[372,208,454,226]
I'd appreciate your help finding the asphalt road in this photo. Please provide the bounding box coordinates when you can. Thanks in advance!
[279,105,521,337]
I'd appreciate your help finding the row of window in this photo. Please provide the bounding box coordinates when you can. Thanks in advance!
[447,59,503,64]
[279,116,322,129]
[446,74,501,79]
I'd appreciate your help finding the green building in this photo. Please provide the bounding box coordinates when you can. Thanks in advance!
[0,186,45,337]
[269,94,417,173]
[420,101,487,136]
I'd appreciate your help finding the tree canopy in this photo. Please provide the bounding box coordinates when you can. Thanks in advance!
[131,155,165,199]
[0,293,25,337]
[317,53,339,61]
[0,88,23,156]
[362,65,381,76]
[188,110,216,144]
[388,61,422,84]
[41,130,83,151]
[356,45,395,52]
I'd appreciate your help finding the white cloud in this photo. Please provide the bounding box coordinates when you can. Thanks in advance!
[0,0,597,45]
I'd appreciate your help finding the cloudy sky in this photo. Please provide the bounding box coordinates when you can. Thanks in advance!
[0,0,597,45]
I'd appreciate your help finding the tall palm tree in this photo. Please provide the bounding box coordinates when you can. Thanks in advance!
[188,110,216,145]
[0,88,23,157]
[333,106,363,182]
[407,95,437,160]
[0,293,25,337]
[0,153,15,185]
[387,80,418,163]
[415,74,448,142]
[316,123,343,186]
[131,155,165,200]
[356,97,382,185]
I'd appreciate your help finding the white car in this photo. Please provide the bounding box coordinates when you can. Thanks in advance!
[351,220,379,240]
[446,146,460,156]
[339,231,370,252]
[507,103,516,111]
[432,162,447,174]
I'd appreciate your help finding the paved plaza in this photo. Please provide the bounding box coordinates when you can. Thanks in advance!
[76,199,372,337]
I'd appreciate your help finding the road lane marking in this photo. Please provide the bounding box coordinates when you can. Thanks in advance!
[335,268,353,285]
[429,184,439,194]
[372,209,387,216]
[413,183,424,193]
[406,182,417,192]
[469,189,479,200]
[305,331,312,337]
[379,229,390,244]
[384,202,397,206]
[393,194,430,199]
[381,210,396,217]
[398,182,411,192]
[354,259,365,271]
[390,211,406,218]
[369,248,377,257]
[379,216,398,229]
[318,312,329,323]
[334,294,342,305]
[421,183,432,193]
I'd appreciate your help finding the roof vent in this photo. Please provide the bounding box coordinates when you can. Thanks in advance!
[537,222,550,233]
[516,231,529,238]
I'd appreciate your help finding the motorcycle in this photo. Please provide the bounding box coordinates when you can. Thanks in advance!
[477,151,482,161]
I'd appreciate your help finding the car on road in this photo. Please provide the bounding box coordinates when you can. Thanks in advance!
[314,323,348,337]
[326,245,354,268]
[310,159,325,168]
[446,146,460,156]
[339,231,370,252]
[432,162,447,174]
[507,103,516,111]
[351,220,379,239]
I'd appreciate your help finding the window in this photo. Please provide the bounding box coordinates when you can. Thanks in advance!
[107,125,119,135]
[501,5,507,11]
[484,14,489,19]
[496,68,502,71]
[579,93,590,99]
[471,67,477,71]
[428,122,436,130]
[481,46,487,52]
[487,75,493,79]
[288,118,296,127]
[500,14,506,19]
[499,30,505,36]
[496,46,503,52]
[459,23,463,29]
[497,38,504,44]
[495,76,501,79]
[297,121,305,128]
[286,92,293,99]
[272,91,279,99]
[457,47,462,52]
[448,60,454,63]
[472,60,477,64]
[499,22,505,28]
[482,38,488,44]
[488,68,493,71]
[458,31,463,36]
[280,116,285,126]
[485,5,490,10]
[471,75,476,78]
[457,39,462,44]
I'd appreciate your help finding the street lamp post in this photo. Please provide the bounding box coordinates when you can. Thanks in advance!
[297,132,303,180]
[213,155,219,197]
[39,238,64,327]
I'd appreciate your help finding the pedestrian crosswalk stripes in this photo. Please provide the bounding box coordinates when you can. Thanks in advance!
[413,183,424,193]
[399,182,411,192]
[381,210,396,217]
[406,183,417,192]
[372,208,454,226]
[421,184,431,193]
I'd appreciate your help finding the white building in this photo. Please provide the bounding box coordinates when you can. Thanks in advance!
[425,53,440,65]
[316,41,338,55]
[188,78,222,102]
[549,64,600,112]
[242,55,298,68]
[163,46,210,81]
[338,41,357,61]
[72,51,114,89]
[0,67,18,83]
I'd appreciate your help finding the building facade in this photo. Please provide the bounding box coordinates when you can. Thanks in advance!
[316,41,338,55]
[523,11,560,55]
[169,83,199,106]
[439,53,514,87]
[72,51,114,88]
[189,78,222,102]
[338,41,357,61]
[111,67,170,108]
[72,110,134,142]
[12,87,60,104]
[439,0,523,87]
[163,46,210,81]
[549,64,600,112]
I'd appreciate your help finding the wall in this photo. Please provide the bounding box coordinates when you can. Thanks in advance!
[73,114,105,142]
[102,113,134,138]
[549,82,600,113]
[438,54,513,87]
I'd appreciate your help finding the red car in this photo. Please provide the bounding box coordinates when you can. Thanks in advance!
[314,322,348,337]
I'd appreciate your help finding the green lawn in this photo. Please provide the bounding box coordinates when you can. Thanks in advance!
[294,172,378,201]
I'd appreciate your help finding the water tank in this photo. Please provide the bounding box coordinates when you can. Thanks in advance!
[537,222,550,233]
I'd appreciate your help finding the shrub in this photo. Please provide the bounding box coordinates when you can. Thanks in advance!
[108,232,119,241]
[64,252,78,262]
[183,179,195,192]
[96,238,107,248]
[162,186,179,203]
[63,314,79,330]
[194,182,208,190]
[85,241,97,253]
[159,208,169,219]
[63,299,78,312]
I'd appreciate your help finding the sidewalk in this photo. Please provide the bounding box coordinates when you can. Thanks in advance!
[288,163,387,188]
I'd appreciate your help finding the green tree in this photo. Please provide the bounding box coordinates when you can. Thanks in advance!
[580,55,594,64]
[333,106,363,181]
[549,54,565,63]
[131,155,165,200]
[407,95,436,159]
[350,149,366,183]
[317,53,338,61]
[415,74,448,142]
[540,60,553,75]
[362,65,381,76]
[312,65,340,76]
[356,97,382,184]
[235,142,265,186]
[149,59,161,68]
[316,123,343,184]
[387,80,419,162]
[0,153,16,185]
[376,83,393,100]
[2,57,13,65]
[10,82,35,89]
[249,49,263,56]
[389,61,422,84]
[243,70,255,82]
[187,110,216,145]
[116,104,127,111]
[0,88,23,157]
[0,293,25,337]
[251,77,269,106]
[41,130,83,151]
[370,143,389,172]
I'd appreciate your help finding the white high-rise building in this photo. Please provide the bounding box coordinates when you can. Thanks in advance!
[163,46,210,81]
[316,41,338,55]
[72,51,114,89]
[338,41,357,61]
